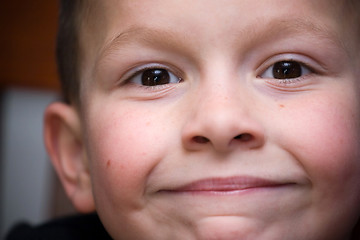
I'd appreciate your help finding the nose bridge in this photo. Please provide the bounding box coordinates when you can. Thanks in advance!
[198,79,242,120]
[196,58,246,115]
[195,78,251,134]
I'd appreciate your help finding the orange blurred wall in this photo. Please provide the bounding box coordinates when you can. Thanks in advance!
[0,1,60,91]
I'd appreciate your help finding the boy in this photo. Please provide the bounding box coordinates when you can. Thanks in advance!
[7,0,360,239]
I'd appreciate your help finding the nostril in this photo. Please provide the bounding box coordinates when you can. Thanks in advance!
[234,133,253,141]
[193,136,210,144]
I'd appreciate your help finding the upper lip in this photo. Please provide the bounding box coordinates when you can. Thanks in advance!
[167,176,292,192]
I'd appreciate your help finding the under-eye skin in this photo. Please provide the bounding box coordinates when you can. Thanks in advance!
[127,67,183,87]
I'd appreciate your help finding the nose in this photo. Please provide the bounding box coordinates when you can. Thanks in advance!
[181,84,265,153]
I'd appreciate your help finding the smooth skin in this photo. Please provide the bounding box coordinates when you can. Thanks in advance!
[45,0,360,239]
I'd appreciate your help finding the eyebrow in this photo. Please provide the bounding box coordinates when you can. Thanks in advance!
[251,18,344,47]
[237,17,347,60]
[98,17,346,65]
[99,27,189,60]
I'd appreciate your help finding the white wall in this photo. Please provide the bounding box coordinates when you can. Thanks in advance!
[0,88,58,238]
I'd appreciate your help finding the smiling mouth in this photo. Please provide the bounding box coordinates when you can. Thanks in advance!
[161,176,295,195]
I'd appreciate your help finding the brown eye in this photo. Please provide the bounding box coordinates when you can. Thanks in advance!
[273,61,302,79]
[259,59,312,80]
[142,69,170,86]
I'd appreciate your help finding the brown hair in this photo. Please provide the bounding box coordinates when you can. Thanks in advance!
[56,0,83,104]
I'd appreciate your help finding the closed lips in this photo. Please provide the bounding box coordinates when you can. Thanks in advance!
[162,176,295,193]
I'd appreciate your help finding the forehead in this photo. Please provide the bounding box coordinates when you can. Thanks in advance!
[83,0,353,52]
[79,0,358,87]
[94,0,342,35]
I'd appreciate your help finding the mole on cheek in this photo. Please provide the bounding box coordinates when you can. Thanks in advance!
[279,104,285,108]
[106,160,111,168]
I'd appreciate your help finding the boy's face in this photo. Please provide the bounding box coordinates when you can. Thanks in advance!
[76,0,360,239]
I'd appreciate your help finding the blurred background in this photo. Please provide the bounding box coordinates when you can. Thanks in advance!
[0,1,75,238]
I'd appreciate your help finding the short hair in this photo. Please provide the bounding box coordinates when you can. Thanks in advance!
[55,0,359,105]
[344,0,360,40]
[56,0,83,104]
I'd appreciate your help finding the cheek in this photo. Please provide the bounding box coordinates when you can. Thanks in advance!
[278,93,360,198]
[85,107,171,213]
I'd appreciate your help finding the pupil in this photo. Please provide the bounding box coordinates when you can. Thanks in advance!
[273,61,302,79]
[142,69,170,86]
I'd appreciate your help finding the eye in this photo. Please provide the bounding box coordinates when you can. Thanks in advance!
[130,68,182,86]
[260,60,311,79]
